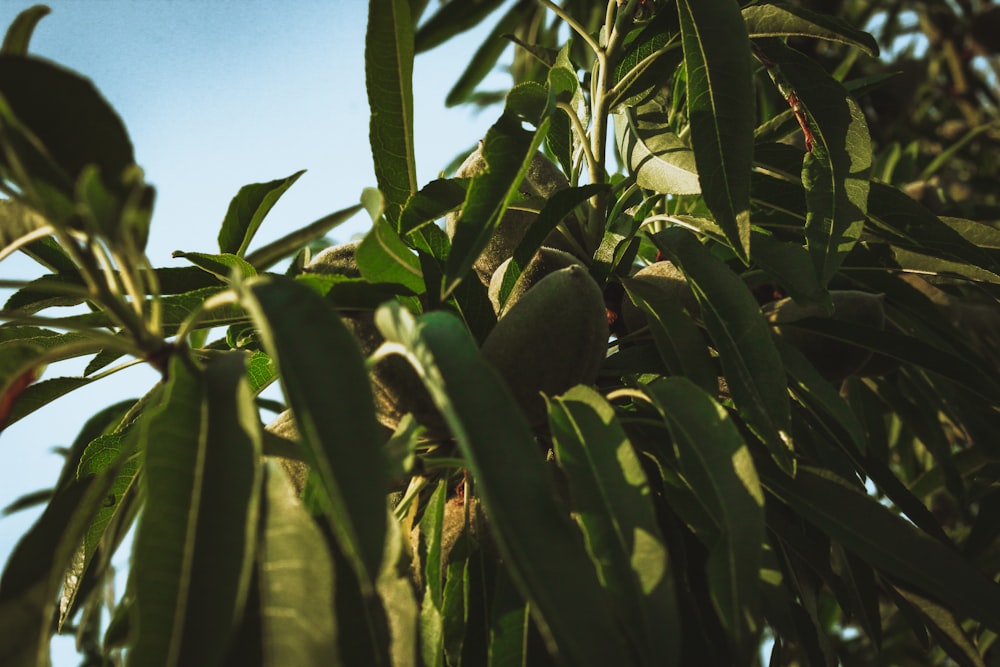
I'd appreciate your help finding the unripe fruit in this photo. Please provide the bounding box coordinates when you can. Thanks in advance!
[480,265,608,427]
[487,246,583,316]
[621,260,698,334]
[304,242,445,435]
[765,290,885,383]
[447,144,576,285]
[266,409,309,493]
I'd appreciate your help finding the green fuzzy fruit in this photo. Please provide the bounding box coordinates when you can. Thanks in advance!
[488,246,583,316]
[765,290,885,383]
[304,242,445,435]
[480,265,608,427]
[621,260,697,334]
[447,144,576,285]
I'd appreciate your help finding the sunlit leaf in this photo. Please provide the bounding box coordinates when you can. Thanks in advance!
[548,386,679,667]
[743,3,878,55]
[216,170,305,256]
[643,377,765,663]
[367,0,417,225]
[614,103,700,195]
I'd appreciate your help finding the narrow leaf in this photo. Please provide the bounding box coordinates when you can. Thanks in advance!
[548,386,679,667]
[367,0,417,225]
[356,217,424,292]
[375,301,629,666]
[763,465,1000,634]
[743,3,879,55]
[677,0,754,261]
[654,228,793,471]
[1,5,51,55]
[643,377,765,663]
[240,275,388,588]
[217,170,305,256]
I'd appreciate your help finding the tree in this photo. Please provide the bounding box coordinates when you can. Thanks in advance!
[1,0,999,665]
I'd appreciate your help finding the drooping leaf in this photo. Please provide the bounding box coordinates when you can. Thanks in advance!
[742,3,879,56]
[414,0,506,53]
[677,0,755,261]
[0,198,50,257]
[643,377,765,663]
[763,465,1000,634]
[1,5,51,55]
[240,275,388,588]
[754,39,872,283]
[653,228,793,472]
[398,177,467,235]
[614,103,701,196]
[444,111,546,295]
[445,1,528,107]
[216,170,305,256]
[0,55,135,195]
[548,386,679,667]
[621,276,717,395]
[374,301,629,666]
[251,461,339,665]
[128,352,261,667]
[367,0,418,225]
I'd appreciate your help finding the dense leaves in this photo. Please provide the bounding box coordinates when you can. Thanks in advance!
[3,1,1000,666]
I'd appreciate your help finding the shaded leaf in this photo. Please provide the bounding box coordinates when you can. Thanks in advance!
[643,377,765,663]
[1,5,51,56]
[678,0,755,261]
[763,465,1000,634]
[172,251,257,281]
[243,202,363,271]
[375,301,629,666]
[654,228,793,472]
[548,385,679,667]
[356,217,424,293]
[445,1,527,107]
[129,352,261,667]
[414,0,506,53]
[743,3,879,55]
[240,275,388,587]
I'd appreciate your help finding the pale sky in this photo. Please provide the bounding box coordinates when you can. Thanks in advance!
[0,2,512,663]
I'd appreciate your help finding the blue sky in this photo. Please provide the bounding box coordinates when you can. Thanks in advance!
[0,2,512,662]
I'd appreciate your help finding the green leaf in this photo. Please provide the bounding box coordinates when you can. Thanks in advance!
[398,177,467,235]
[1,5,51,55]
[444,111,546,294]
[781,318,1000,404]
[419,480,448,667]
[172,251,257,281]
[677,0,755,261]
[620,276,717,395]
[866,182,1000,276]
[444,1,525,107]
[643,377,765,663]
[749,232,829,307]
[742,3,879,56]
[496,183,604,309]
[4,376,93,427]
[374,301,630,666]
[0,198,49,255]
[367,0,417,225]
[240,275,388,588]
[216,170,305,256]
[253,462,339,664]
[548,386,680,667]
[129,352,261,667]
[763,465,1000,635]
[414,0,506,53]
[755,39,872,283]
[243,202,363,271]
[654,228,793,472]
[356,217,424,293]
[614,103,701,195]
[0,55,135,195]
